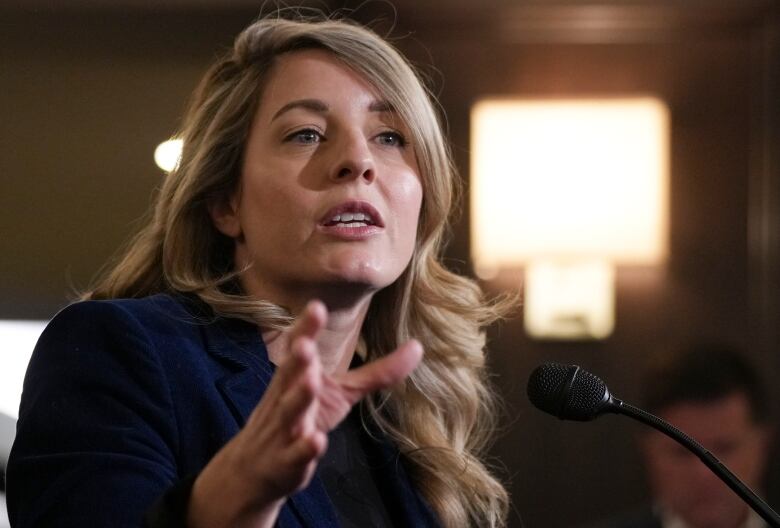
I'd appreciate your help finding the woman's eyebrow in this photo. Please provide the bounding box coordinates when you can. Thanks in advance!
[369,100,396,113]
[270,98,396,122]
[271,99,329,121]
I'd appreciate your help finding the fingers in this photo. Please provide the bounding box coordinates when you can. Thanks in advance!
[289,300,327,342]
[340,339,423,401]
[268,335,327,493]
[287,429,328,466]
[265,300,327,398]
[278,337,321,436]
[214,300,335,511]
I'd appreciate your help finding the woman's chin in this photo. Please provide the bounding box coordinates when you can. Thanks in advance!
[320,260,398,292]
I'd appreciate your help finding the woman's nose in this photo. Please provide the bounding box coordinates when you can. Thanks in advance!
[329,134,375,183]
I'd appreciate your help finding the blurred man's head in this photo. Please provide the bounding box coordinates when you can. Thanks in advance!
[640,345,772,528]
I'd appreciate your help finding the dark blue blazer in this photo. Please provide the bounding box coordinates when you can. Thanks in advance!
[7,293,440,527]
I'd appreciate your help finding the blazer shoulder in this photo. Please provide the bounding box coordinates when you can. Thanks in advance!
[39,293,267,378]
[9,294,201,527]
[51,293,197,326]
[43,293,209,344]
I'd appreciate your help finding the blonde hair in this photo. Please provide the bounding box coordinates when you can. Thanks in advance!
[86,13,509,527]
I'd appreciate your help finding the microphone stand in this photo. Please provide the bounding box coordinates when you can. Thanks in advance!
[610,398,780,527]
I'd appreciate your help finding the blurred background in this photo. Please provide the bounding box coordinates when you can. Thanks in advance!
[1,0,779,526]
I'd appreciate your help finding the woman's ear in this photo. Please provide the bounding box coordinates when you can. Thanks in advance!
[208,193,242,238]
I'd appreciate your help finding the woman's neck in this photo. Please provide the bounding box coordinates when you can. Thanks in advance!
[257,285,374,374]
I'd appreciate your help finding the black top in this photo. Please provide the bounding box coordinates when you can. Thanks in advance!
[319,407,398,528]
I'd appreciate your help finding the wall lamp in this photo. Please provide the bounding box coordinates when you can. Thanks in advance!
[470,97,669,340]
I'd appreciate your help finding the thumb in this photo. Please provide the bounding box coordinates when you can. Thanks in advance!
[340,339,423,400]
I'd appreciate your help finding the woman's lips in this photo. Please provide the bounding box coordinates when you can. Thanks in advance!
[318,200,384,239]
[319,200,385,228]
[318,223,382,239]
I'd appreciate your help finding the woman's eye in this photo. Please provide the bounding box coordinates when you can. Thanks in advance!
[376,131,407,148]
[284,129,323,144]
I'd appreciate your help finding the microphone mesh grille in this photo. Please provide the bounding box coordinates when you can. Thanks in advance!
[527,363,609,421]
[568,370,608,419]
[526,363,570,414]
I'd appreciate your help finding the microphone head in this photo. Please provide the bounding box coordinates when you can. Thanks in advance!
[527,363,614,421]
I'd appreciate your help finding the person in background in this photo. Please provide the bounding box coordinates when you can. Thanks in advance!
[597,344,774,528]
[6,12,510,528]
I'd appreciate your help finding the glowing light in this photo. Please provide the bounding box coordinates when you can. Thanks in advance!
[470,97,669,339]
[471,97,668,267]
[154,138,183,172]
[524,259,614,339]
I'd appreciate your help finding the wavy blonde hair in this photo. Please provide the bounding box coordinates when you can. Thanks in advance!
[86,13,509,527]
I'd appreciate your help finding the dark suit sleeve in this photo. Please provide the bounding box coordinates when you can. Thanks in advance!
[6,300,187,527]
[143,474,198,528]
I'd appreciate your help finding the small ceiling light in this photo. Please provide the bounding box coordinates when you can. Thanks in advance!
[154,138,183,172]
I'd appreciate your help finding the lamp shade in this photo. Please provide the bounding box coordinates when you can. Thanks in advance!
[470,97,669,275]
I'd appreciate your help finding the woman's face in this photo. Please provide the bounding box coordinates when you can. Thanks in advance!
[212,49,423,308]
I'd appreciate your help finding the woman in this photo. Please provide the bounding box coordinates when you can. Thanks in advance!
[7,14,509,528]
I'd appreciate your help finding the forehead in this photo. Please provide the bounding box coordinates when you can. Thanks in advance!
[258,49,384,112]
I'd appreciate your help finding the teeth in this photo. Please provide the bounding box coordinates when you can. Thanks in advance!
[329,211,372,225]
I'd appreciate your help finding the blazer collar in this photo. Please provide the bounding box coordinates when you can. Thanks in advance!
[200,314,274,425]
[197,310,343,527]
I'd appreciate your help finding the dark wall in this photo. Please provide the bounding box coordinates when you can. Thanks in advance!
[0,8,255,317]
[420,5,776,528]
[2,2,779,527]
[360,1,780,525]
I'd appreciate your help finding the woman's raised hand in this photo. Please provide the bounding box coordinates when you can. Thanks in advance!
[188,300,423,528]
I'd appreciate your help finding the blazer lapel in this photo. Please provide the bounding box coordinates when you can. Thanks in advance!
[203,316,274,426]
[282,479,341,528]
[200,315,342,528]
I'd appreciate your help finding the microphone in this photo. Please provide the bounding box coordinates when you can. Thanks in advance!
[527,363,780,527]
[526,363,615,421]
